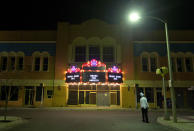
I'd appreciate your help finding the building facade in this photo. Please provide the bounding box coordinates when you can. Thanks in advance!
[0,19,194,109]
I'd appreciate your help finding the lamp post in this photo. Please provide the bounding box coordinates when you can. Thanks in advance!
[156,67,170,120]
[129,12,177,122]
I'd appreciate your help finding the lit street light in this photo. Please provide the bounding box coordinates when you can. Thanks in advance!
[129,12,177,122]
[156,67,170,120]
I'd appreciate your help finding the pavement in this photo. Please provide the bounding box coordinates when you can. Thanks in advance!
[0,107,194,131]
[0,116,27,131]
[157,116,194,131]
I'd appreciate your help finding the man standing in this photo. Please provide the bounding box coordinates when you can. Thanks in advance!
[140,92,149,123]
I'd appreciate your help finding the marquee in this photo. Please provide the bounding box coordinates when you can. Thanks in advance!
[65,59,123,84]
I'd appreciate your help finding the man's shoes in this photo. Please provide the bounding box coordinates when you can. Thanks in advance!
[142,120,145,122]
[146,121,149,123]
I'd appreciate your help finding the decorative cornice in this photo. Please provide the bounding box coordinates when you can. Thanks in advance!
[0,79,193,88]
[124,80,194,88]
[0,79,66,86]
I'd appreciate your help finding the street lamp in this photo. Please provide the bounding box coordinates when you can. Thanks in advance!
[156,67,170,120]
[129,12,177,122]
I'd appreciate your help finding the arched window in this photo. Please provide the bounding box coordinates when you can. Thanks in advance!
[176,52,184,72]
[185,52,193,72]
[42,52,49,72]
[150,52,158,72]
[171,52,176,72]
[9,52,16,71]
[32,51,41,71]
[73,37,87,62]
[102,37,116,63]
[88,37,101,61]
[17,52,25,71]
[141,52,149,72]
[72,37,117,63]
[0,52,8,71]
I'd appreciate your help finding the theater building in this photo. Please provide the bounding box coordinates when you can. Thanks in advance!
[0,19,194,109]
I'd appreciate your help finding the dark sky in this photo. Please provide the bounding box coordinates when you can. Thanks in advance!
[0,0,193,30]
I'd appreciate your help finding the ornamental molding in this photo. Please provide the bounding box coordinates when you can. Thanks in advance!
[124,80,194,88]
[0,79,194,88]
[0,79,66,86]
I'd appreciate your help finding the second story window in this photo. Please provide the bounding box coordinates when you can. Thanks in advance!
[89,46,100,60]
[142,57,148,72]
[17,56,24,71]
[1,56,8,71]
[75,46,86,62]
[103,47,114,62]
[171,57,176,72]
[34,57,40,71]
[10,56,16,71]
[185,57,193,72]
[150,56,157,72]
[43,57,48,71]
[177,57,184,72]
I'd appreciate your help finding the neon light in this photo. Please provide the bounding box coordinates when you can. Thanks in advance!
[67,66,80,73]
[82,59,106,68]
[91,59,98,67]
[65,60,123,84]
[108,66,122,73]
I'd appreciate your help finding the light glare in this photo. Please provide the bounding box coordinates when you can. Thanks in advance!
[129,12,141,22]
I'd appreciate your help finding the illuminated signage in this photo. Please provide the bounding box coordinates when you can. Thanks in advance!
[108,73,123,83]
[66,72,80,83]
[65,60,123,84]
[82,59,106,71]
[65,66,80,83]
[82,72,106,83]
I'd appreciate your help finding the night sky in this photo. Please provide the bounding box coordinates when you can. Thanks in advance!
[0,0,193,30]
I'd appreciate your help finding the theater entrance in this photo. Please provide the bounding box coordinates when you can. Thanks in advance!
[67,85,120,106]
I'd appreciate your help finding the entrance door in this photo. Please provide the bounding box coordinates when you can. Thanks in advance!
[111,92,117,105]
[97,91,110,106]
[79,91,96,105]
[24,87,35,105]
[156,88,163,108]
[68,91,78,105]
[157,92,163,108]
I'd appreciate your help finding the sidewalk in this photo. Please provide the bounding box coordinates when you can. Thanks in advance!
[0,116,26,130]
[157,116,194,131]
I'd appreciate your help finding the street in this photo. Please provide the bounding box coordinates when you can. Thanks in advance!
[0,108,178,131]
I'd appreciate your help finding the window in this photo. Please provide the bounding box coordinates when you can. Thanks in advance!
[0,86,8,100]
[177,57,183,72]
[142,57,148,72]
[75,46,86,62]
[1,56,8,71]
[36,86,43,101]
[47,90,53,98]
[0,86,19,101]
[34,57,40,71]
[171,57,176,72]
[10,86,19,101]
[17,56,24,71]
[43,57,48,71]
[103,47,114,62]
[145,88,154,103]
[150,56,157,72]
[89,46,100,60]
[10,57,16,71]
[185,57,193,72]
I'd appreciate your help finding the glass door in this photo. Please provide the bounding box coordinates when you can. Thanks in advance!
[79,91,96,105]
[24,87,34,105]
